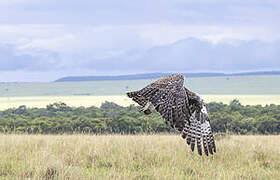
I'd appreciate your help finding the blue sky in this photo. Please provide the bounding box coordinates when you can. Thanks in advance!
[0,0,280,81]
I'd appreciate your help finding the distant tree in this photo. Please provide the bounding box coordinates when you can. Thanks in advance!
[229,99,242,111]
[14,105,27,115]
[47,102,70,112]
[0,101,279,135]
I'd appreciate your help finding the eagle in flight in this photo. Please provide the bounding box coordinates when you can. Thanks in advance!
[127,74,216,156]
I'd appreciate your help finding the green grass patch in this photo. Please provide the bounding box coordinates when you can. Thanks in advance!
[0,75,280,97]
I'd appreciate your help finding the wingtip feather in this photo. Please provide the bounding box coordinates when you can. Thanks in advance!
[126,92,135,98]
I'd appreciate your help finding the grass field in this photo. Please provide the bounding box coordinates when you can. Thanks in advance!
[0,134,279,179]
[0,75,279,109]
[0,94,280,110]
[1,75,280,97]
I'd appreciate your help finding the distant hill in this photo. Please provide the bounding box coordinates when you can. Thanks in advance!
[55,71,280,82]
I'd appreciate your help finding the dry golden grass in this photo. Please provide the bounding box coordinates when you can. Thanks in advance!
[0,94,280,110]
[0,134,279,179]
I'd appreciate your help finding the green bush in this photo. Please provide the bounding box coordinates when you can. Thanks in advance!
[0,100,279,134]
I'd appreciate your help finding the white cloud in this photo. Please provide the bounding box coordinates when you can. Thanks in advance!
[0,0,280,81]
[0,43,61,71]
[1,24,279,53]
[82,38,280,73]
[0,37,280,82]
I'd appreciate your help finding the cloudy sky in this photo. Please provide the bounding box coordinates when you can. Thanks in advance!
[0,0,280,82]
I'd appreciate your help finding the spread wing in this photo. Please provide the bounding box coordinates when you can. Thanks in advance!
[181,96,216,156]
[127,74,190,131]
[127,74,216,156]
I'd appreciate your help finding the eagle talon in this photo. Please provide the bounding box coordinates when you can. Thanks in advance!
[143,109,152,115]
[140,102,151,112]
[139,102,155,115]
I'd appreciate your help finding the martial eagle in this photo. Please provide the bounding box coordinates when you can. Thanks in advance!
[127,74,216,156]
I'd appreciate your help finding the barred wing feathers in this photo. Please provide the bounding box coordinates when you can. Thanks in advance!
[127,74,216,156]
[127,91,148,107]
[127,74,189,130]
[181,103,216,156]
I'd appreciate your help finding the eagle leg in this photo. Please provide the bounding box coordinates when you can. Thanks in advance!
[139,101,151,112]
[140,102,156,115]
[140,102,164,115]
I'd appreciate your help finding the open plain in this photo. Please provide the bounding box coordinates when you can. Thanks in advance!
[0,134,279,179]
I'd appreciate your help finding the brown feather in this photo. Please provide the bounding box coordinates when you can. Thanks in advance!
[126,74,216,156]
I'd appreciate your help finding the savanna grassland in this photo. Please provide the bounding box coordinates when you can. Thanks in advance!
[0,134,279,179]
[1,75,280,96]
[0,75,279,179]
[1,94,280,110]
[0,75,280,109]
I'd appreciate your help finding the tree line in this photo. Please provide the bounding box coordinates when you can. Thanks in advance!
[0,100,279,134]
